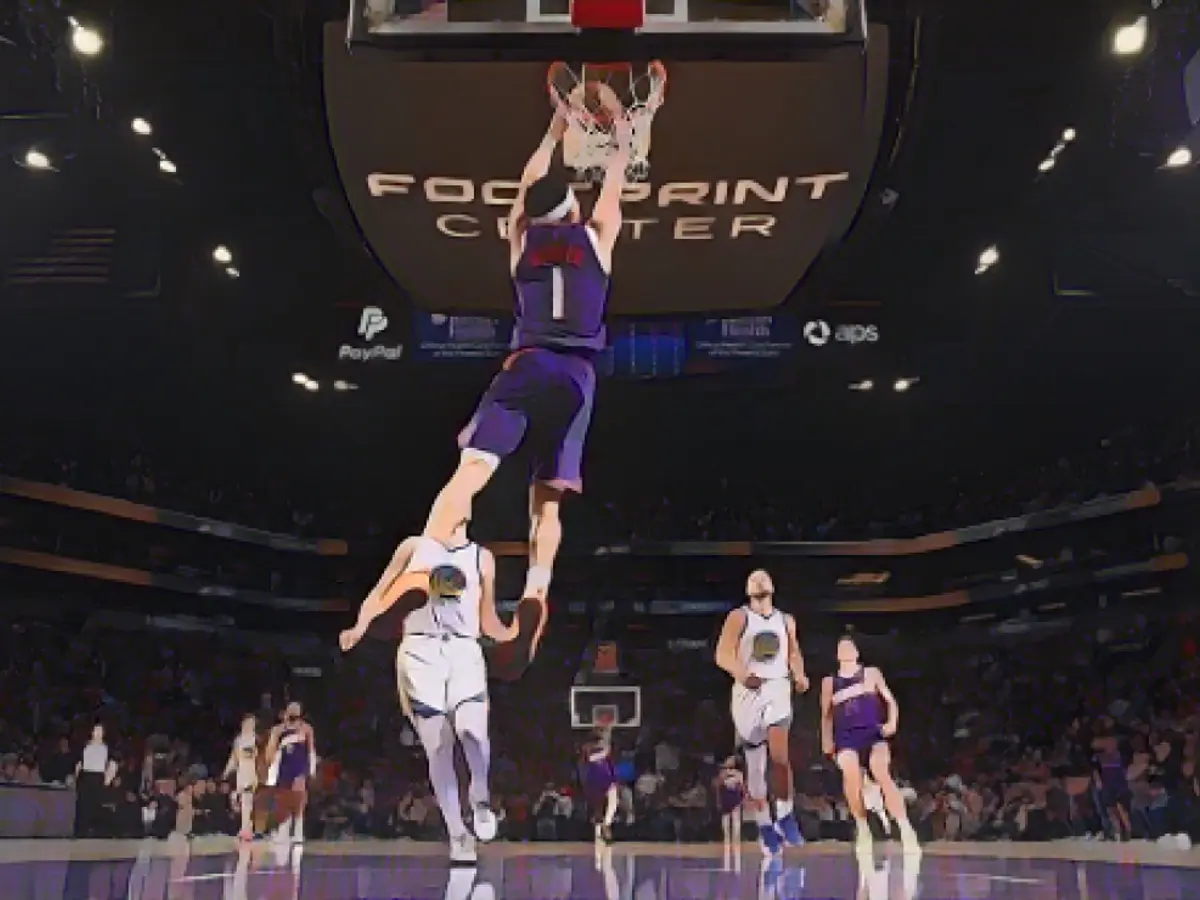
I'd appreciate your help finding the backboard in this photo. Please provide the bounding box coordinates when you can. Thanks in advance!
[570,685,641,729]
[352,0,862,38]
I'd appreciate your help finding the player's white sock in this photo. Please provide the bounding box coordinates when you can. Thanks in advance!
[415,715,468,838]
[775,798,794,819]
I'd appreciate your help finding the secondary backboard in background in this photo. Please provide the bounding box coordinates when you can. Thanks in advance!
[353,0,860,36]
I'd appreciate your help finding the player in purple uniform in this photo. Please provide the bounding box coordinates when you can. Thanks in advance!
[340,90,632,682]
[264,702,316,843]
[713,756,746,845]
[820,637,918,853]
[580,727,620,842]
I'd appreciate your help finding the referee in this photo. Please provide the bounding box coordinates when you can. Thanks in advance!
[74,724,110,838]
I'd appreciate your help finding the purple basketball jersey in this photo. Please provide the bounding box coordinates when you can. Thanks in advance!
[832,667,884,750]
[512,223,608,355]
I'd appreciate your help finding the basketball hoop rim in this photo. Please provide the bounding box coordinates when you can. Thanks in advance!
[546,60,668,123]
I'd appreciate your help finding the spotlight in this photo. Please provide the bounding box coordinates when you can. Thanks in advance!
[894,379,912,392]
[1112,16,1148,56]
[304,380,320,392]
[225,267,240,279]
[131,119,153,136]
[213,246,233,265]
[1165,147,1193,169]
[292,373,309,385]
[849,379,874,391]
[22,150,52,170]
[1061,128,1077,142]
[975,245,999,275]
[70,24,104,57]
[158,159,177,174]
[1038,158,1056,173]
[333,381,360,392]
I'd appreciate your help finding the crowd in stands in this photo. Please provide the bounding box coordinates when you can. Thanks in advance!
[3,603,1200,847]
[4,415,1199,550]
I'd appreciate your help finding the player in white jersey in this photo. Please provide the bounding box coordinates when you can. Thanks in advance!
[222,713,259,841]
[715,569,809,855]
[348,517,516,864]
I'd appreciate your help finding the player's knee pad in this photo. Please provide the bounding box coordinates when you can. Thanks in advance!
[743,744,769,800]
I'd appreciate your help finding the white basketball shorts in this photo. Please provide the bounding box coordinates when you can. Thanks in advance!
[731,678,792,747]
[398,634,488,717]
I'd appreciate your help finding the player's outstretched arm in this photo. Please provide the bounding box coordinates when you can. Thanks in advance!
[715,608,752,686]
[590,89,631,259]
[479,547,518,643]
[507,111,569,233]
[340,537,421,650]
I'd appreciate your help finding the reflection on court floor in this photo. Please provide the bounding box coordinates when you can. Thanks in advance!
[2,838,1200,900]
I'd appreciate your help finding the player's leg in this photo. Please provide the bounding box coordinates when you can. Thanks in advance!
[766,721,802,846]
[732,685,783,855]
[504,480,563,670]
[866,742,918,850]
[290,780,307,842]
[761,680,802,845]
[402,638,475,862]
[494,357,594,680]
[414,712,475,862]
[436,353,540,544]
[237,785,254,839]
[835,748,871,851]
[448,643,497,842]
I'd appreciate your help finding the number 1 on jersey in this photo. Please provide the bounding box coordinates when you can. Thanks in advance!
[551,266,565,321]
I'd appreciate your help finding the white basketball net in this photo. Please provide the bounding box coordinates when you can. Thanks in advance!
[548,62,666,183]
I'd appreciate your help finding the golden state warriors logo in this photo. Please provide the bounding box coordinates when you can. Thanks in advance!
[429,564,466,603]
[750,631,781,662]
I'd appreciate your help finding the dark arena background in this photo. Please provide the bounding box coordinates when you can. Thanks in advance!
[3,0,1200,898]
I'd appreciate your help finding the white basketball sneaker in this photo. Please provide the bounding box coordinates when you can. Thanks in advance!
[450,832,478,866]
[472,802,498,842]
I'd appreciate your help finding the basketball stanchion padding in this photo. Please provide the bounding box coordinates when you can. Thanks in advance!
[571,0,645,29]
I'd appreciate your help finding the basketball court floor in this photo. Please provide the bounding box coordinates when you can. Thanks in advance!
[3,837,1199,900]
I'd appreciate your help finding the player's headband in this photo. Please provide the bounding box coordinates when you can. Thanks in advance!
[531,187,575,224]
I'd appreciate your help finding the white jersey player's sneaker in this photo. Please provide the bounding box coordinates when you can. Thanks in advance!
[472,802,498,842]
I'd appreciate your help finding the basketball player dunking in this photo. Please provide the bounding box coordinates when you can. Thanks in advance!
[820,636,919,853]
[715,570,809,855]
[264,702,316,843]
[222,713,259,841]
[339,89,632,681]
[391,518,515,864]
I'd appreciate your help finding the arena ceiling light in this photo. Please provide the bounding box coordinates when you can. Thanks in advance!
[68,19,105,57]
[212,246,233,265]
[1165,147,1193,169]
[303,379,320,392]
[158,158,177,174]
[131,118,153,136]
[1061,128,1077,143]
[849,379,873,391]
[1038,157,1056,173]
[975,245,1000,275]
[894,377,919,392]
[333,380,359,392]
[291,372,309,385]
[225,267,240,279]
[1112,15,1148,56]
[20,149,53,171]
